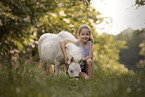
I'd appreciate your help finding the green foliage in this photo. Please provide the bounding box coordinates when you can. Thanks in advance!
[35,0,103,35]
[139,40,145,56]
[0,0,57,59]
[115,28,145,70]
[137,40,145,69]
[136,0,145,6]
[135,1,145,69]
[93,33,127,72]
[0,0,103,60]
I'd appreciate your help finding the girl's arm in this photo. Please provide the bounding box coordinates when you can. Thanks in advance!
[82,41,93,61]
[59,40,78,64]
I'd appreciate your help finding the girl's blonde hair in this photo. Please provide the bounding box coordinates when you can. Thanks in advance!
[78,24,94,43]
[78,24,92,35]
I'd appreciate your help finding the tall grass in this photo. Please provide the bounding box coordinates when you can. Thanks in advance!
[0,59,145,97]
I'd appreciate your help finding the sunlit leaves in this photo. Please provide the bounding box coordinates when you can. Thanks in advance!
[0,2,18,26]
[14,40,23,51]
[36,2,102,38]
[0,0,57,58]
[137,40,145,69]
[139,40,145,56]
[93,33,127,72]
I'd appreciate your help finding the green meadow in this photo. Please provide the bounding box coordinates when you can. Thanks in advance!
[0,59,144,97]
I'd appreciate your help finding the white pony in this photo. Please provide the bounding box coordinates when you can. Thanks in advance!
[38,31,82,77]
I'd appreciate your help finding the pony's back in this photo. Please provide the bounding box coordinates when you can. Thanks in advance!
[58,31,77,41]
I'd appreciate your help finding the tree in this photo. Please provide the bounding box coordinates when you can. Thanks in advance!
[115,28,145,70]
[0,0,101,60]
[137,29,145,69]
[0,0,58,59]
[136,0,145,6]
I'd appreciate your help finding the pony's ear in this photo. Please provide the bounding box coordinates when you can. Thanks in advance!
[78,58,82,64]
[70,57,74,63]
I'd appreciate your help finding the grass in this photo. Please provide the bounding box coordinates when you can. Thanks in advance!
[0,59,145,97]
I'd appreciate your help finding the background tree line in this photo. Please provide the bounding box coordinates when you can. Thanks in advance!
[114,28,145,70]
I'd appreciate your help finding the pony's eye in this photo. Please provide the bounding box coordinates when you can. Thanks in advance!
[70,70,73,73]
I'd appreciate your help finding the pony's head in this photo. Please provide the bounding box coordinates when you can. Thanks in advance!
[67,57,81,78]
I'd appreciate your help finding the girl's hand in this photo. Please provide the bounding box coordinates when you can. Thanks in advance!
[65,55,69,65]
[89,34,94,44]
[80,58,85,63]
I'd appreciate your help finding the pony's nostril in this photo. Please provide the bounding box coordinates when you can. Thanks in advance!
[73,76,79,78]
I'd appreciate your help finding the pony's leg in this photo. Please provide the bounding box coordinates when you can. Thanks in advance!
[54,60,60,77]
[64,65,67,77]
[41,61,47,75]
[47,65,54,76]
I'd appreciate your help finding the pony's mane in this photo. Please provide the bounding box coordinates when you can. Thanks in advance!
[39,31,82,62]
[58,30,77,41]
[58,31,82,61]
[66,43,82,62]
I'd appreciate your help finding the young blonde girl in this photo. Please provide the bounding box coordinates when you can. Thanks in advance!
[60,24,93,80]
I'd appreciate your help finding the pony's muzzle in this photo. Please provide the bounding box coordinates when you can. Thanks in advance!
[70,76,79,80]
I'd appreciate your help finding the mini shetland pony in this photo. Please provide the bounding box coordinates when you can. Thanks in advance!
[38,31,82,77]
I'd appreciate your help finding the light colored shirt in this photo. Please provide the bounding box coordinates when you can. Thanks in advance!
[78,41,90,58]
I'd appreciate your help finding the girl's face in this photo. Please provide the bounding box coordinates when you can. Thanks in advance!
[79,29,90,43]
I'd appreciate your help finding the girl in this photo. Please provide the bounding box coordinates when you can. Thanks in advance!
[60,24,93,80]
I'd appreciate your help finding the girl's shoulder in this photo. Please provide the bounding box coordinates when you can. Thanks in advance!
[75,40,79,46]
